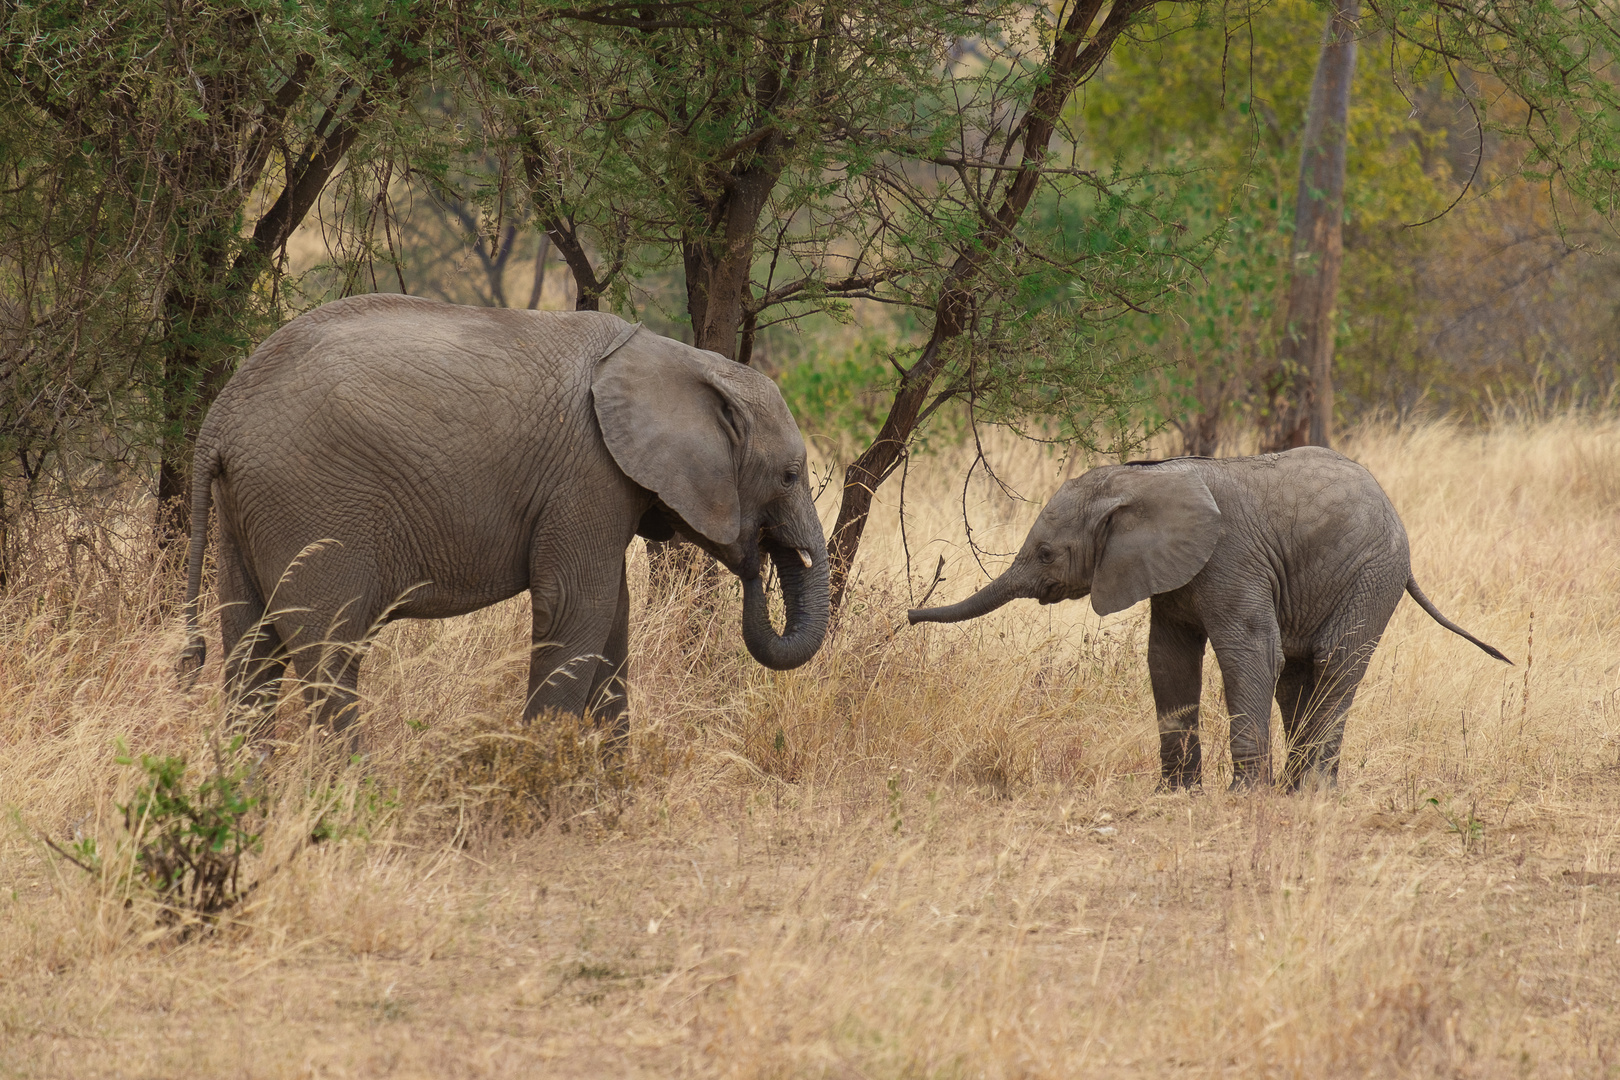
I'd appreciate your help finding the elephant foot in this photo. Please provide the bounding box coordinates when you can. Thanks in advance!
[1227,764,1273,792]
[1283,767,1340,795]
[1158,731,1202,791]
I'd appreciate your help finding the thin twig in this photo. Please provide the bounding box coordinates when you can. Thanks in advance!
[41,836,97,874]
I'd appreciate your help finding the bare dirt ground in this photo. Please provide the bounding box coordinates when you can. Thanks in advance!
[4,418,1618,1078]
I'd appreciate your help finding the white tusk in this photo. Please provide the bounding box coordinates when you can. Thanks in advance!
[797,549,814,568]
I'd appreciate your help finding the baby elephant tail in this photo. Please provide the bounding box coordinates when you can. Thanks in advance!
[1406,577,1512,663]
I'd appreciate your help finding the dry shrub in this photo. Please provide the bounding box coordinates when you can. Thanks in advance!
[404,708,646,839]
[1330,977,1464,1074]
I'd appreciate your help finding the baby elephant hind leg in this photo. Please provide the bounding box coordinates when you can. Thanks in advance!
[1209,625,1284,789]
[1280,636,1380,792]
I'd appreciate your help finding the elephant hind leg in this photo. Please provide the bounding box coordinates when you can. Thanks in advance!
[218,535,288,744]
[1284,577,1402,790]
[1280,641,1376,791]
[275,588,386,754]
[1277,659,1323,790]
[1208,620,1284,789]
[304,645,366,752]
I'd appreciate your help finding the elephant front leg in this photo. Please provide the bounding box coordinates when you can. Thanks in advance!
[1148,608,1207,789]
[1209,624,1284,789]
[584,566,631,751]
[526,576,621,722]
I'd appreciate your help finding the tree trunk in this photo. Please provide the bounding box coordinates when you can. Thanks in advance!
[154,187,243,551]
[1176,409,1222,457]
[683,164,780,358]
[155,305,234,552]
[1262,0,1359,452]
[527,234,551,309]
[653,143,785,585]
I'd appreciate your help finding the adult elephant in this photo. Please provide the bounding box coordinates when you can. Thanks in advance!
[908,448,1508,790]
[178,293,828,743]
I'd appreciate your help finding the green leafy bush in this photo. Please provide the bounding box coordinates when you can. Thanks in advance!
[776,338,899,445]
[118,738,263,918]
[50,737,264,923]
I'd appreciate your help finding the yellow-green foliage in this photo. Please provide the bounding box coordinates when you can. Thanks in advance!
[1075,0,1618,440]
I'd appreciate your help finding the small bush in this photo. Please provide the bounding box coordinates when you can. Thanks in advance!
[49,736,264,925]
[407,709,645,839]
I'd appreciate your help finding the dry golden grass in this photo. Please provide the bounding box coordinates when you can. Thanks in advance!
[4,417,1620,1078]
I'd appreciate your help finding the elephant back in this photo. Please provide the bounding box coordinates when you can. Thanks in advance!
[225,297,631,399]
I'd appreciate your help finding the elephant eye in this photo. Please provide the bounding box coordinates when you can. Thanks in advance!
[782,465,800,487]
[1038,544,1055,564]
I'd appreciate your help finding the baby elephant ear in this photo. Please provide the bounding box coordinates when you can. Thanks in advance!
[1091,468,1222,617]
[593,331,743,546]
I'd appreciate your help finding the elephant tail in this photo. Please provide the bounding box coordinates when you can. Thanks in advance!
[1405,577,1512,663]
[177,440,221,687]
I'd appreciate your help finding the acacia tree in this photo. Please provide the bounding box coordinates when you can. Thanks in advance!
[461,2,994,355]
[455,1,1207,604]
[1370,0,1620,224]
[1006,0,1619,458]
[1074,0,1454,456]
[820,0,1189,602]
[1,0,431,546]
[819,0,1619,594]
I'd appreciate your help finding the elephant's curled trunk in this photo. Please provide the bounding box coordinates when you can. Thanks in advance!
[908,571,1027,625]
[741,540,829,670]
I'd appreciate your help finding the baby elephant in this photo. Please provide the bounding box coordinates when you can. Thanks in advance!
[909,447,1509,790]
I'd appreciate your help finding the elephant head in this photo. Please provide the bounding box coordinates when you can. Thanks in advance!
[593,336,829,669]
[908,462,1223,625]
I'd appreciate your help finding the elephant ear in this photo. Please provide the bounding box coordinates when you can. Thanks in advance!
[592,334,744,546]
[1090,467,1222,617]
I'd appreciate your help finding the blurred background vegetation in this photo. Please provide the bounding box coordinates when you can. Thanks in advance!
[1,0,1616,589]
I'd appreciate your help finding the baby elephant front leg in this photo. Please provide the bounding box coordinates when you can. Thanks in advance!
[1148,611,1207,789]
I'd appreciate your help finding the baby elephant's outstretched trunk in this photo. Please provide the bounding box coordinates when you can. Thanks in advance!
[908,570,1030,625]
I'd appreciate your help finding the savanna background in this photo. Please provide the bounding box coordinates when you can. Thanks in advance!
[3,0,1619,1076]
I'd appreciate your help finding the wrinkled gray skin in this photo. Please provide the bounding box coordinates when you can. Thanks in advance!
[179,294,829,746]
[909,448,1509,790]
